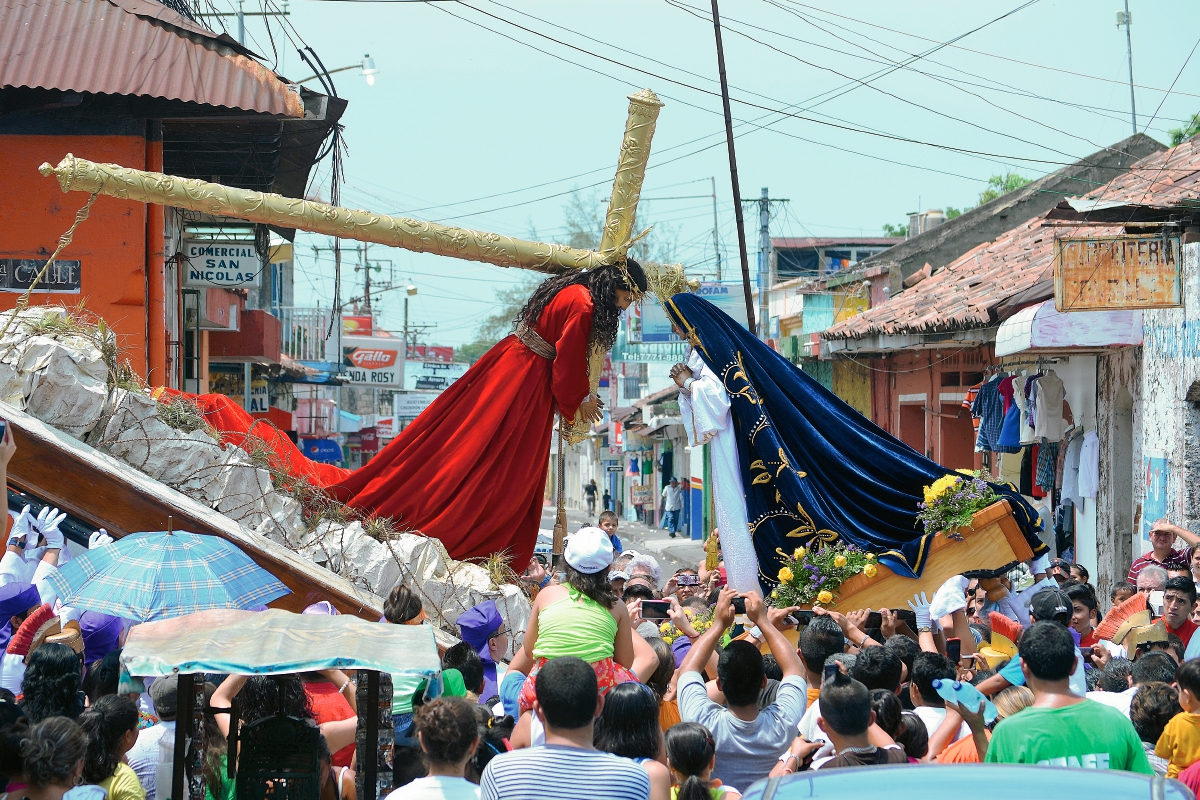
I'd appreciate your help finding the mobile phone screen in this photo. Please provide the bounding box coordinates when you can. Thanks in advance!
[946,637,961,664]
[641,600,672,620]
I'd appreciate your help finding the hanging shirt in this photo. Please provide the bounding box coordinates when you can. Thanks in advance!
[1013,382,1039,446]
[972,377,1006,453]
[963,384,982,435]
[1034,372,1067,441]
[1062,431,1085,509]
[1078,431,1100,500]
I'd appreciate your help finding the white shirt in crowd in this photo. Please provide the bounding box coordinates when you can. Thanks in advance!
[385,776,480,800]
[127,720,174,797]
[661,484,684,512]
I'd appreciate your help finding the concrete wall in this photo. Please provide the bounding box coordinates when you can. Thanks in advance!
[1137,243,1200,563]
[1097,347,1142,604]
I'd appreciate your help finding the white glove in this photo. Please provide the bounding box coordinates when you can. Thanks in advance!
[34,507,66,550]
[908,591,933,631]
[929,575,969,620]
[89,529,113,549]
[8,505,32,548]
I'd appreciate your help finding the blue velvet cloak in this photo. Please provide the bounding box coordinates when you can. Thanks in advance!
[663,293,1046,586]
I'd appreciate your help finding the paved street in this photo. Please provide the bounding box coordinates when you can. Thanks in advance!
[537,504,705,578]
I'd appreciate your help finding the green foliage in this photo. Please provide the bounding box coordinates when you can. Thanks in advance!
[916,471,997,540]
[882,222,908,237]
[979,172,1030,205]
[945,206,968,220]
[1169,112,1200,147]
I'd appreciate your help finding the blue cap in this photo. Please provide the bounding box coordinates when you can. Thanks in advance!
[499,670,525,720]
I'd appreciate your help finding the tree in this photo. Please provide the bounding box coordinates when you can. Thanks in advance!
[1169,112,1200,147]
[945,206,967,220]
[978,172,1030,205]
[453,188,676,364]
[882,222,908,237]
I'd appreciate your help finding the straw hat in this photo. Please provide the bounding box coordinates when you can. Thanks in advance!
[43,620,84,658]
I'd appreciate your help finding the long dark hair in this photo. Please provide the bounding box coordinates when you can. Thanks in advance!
[513,260,648,351]
[79,695,138,783]
[239,675,312,724]
[593,682,661,759]
[565,564,618,609]
[22,644,84,724]
[665,722,717,800]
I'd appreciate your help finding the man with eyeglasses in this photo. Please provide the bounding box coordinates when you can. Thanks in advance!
[1129,519,1200,586]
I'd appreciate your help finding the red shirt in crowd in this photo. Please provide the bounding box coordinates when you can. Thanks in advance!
[1128,549,1191,584]
[304,681,355,768]
[1169,618,1199,648]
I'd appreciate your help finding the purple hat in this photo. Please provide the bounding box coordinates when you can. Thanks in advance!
[80,611,123,667]
[303,601,339,616]
[457,600,504,704]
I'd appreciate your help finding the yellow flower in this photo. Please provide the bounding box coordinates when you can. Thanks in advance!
[778,566,794,583]
[864,564,877,578]
[659,621,672,634]
[817,590,833,605]
[833,555,847,568]
[770,589,779,599]
[866,553,876,562]
[923,474,961,505]
[793,547,805,560]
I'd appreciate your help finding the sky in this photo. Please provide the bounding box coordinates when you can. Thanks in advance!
[216,0,1200,347]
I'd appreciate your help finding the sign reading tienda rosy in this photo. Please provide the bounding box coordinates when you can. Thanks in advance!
[342,335,403,387]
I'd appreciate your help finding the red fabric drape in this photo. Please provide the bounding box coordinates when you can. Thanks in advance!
[330,284,594,569]
[154,388,351,487]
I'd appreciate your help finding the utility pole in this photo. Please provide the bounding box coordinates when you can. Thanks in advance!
[739,190,788,341]
[196,1,289,46]
[710,176,722,281]
[1117,1,1137,135]
[362,241,372,314]
[708,0,756,335]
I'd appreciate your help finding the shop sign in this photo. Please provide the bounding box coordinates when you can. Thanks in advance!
[404,361,468,391]
[394,391,437,421]
[0,260,81,293]
[342,335,403,387]
[248,380,269,414]
[630,484,654,506]
[183,240,261,288]
[342,315,373,336]
[1054,234,1181,311]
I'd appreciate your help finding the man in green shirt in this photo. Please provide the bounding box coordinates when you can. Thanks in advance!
[986,621,1153,773]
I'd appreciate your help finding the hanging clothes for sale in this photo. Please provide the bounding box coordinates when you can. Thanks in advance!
[1077,430,1100,500]
[995,377,1025,453]
[997,376,1016,413]
[1000,451,1023,488]
[1061,428,1085,509]
[1033,370,1068,441]
[1018,373,1042,445]
[1036,438,1059,493]
[1056,499,1075,558]
[627,457,639,477]
[972,376,1007,452]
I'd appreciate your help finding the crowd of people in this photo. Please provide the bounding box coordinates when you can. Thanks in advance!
[6,475,1200,800]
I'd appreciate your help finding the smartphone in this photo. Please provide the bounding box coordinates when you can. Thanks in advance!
[823,662,840,683]
[0,419,7,442]
[946,637,961,665]
[864,611,883,630]
[641,600,672,620]
[730,596,747,615]
[793,609,814,629]
[1149,591,1165,616]
[676,573,700,586]
[1080,647,1094,659]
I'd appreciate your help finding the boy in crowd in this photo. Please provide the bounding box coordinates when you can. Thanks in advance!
[815,670,907,769]
[598,510,622,555]
[985,621,1152,772]
[1156,658,1200,777]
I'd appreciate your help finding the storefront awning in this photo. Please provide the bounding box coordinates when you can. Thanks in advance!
[995,300,1143,357]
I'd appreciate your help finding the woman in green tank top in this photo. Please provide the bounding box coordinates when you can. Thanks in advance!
[517,526,636,714]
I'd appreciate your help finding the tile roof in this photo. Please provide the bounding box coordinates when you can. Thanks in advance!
[773,237,902,249]
[823,137,1200,342]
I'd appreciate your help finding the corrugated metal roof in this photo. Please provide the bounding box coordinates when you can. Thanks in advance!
[0,0,303,118]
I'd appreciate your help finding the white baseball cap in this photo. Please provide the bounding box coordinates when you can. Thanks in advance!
[565,526,615,574]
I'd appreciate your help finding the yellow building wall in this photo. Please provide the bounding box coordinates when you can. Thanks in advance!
[832,359,871,418]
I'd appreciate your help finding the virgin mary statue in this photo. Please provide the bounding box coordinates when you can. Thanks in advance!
[663,292,1046,594]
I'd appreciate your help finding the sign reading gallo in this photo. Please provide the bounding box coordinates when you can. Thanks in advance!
[342,335,403,387]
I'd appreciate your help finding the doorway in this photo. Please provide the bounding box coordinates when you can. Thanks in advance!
[1112,388,1134,578]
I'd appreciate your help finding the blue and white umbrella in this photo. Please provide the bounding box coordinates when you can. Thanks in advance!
[44,530,290,622]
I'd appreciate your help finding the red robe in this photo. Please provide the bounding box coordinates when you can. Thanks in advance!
[330,284,595,569]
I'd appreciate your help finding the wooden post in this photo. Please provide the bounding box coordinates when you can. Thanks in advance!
[552,415,567,573]
[172,673,194,800]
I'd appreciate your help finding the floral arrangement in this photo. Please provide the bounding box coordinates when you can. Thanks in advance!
[917,469,997,541]
[769,542,877,608]
[657,606,716,645]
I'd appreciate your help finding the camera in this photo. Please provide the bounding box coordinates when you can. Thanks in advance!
[676,573,700,586]
[731,596,746,615]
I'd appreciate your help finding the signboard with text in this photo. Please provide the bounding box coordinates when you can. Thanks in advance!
[393,391,438,422]
[342,335,404,387]
[183,240,261,288]
[404,361,468,391]
[1054,235,1181,311]
[0,260,81,293]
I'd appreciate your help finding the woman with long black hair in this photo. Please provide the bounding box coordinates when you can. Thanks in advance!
[332,260,647,570]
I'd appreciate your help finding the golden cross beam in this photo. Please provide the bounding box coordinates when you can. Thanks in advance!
[38,89,664,275]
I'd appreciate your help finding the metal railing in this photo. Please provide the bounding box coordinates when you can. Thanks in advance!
[277,307,341,364]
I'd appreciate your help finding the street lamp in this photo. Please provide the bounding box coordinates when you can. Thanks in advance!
[297,54,379,86]
[403,285,417,360]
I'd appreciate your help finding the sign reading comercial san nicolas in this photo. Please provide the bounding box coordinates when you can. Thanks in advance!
[183,240,261,288]
[1054,234,1182,311]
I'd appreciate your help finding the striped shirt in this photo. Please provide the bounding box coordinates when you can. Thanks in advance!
[1128,549,1191,585]
[480,745,650,800]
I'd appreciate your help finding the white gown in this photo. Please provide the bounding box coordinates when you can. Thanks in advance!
[677,347,760,593]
